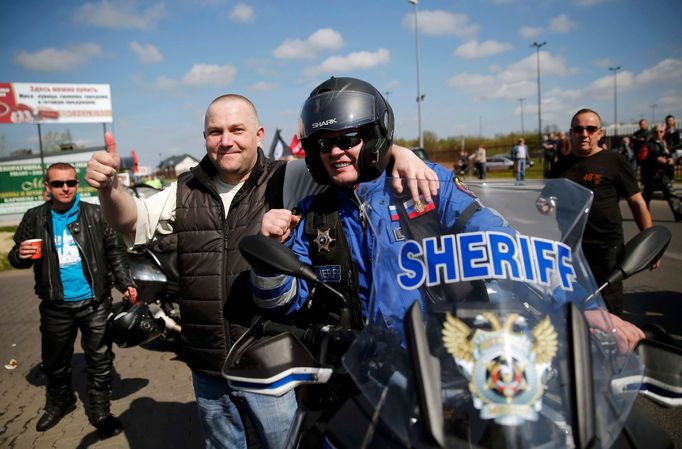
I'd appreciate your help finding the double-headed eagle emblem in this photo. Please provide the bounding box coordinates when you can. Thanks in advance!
[442,312,558,426]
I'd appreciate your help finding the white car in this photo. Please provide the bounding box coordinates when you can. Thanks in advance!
[486,155,515,171]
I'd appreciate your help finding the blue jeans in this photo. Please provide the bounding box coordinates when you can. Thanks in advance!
[192,371,297,449]
[515,159,527,183]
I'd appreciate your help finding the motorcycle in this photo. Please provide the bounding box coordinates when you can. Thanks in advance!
[126,235,182,342]
[224,177,681,449]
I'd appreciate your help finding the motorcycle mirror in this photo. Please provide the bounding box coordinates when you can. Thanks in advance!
[239,235,319,284]
[603,226,671,287]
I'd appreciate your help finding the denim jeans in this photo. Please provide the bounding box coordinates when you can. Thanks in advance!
[515,159,527,183]
[192,370,297,449]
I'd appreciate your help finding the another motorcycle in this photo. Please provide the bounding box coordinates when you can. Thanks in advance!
[224,178,681,449]
[126,235,181,343]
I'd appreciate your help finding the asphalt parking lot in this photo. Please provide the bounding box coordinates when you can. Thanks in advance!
[0,269,203,449]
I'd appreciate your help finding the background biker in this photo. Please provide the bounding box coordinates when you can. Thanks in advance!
[253,78,644,353]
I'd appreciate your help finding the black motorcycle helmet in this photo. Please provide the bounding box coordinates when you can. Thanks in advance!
[107,301,165,348]
[299,77,394,185]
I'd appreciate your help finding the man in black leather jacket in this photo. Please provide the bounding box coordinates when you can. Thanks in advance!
[9,162,137,437]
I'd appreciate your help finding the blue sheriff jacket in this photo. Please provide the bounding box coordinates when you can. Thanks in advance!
[251,162,513,337]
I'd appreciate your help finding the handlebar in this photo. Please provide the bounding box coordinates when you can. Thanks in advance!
[258,319,358,363]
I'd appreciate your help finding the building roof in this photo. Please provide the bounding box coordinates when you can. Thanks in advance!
[159,153,199,168]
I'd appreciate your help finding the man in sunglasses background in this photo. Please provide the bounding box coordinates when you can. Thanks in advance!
[548,108,654,316]
[8,162,137,437]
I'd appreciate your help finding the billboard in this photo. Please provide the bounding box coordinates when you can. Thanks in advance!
[0,161,97,215]
[0,82,112,124]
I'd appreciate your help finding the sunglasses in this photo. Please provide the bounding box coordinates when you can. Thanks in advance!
[572,125,601,135]
[49,180,78,188]
[317,131,363,154]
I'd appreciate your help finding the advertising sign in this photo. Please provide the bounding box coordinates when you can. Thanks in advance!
[0,161,96,215]
[0,82,112,124]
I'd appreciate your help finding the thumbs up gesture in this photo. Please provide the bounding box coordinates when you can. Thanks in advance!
[85,132,121,190]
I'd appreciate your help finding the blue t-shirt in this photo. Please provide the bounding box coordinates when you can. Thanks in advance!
[51,195,93,301]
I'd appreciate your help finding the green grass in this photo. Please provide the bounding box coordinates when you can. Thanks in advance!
[0,254,11,272]
[0,225,17,272]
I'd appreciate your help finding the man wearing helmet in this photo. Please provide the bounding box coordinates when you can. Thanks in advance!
[85,91,438,449]
[253,78,647,353]
[253,77,511,334]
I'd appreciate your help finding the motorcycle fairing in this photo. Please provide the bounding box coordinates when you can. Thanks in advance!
[343,178,644,449]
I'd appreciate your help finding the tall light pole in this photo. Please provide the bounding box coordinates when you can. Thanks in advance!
[531,41,547,155]
[518,98,526,136]
[608,66,621,137]
[408,0,424,148]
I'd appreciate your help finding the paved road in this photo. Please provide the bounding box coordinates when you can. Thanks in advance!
[0,191,680,449]
[0,269,203,449]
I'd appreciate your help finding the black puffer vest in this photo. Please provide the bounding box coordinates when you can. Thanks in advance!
[175,149,286,376]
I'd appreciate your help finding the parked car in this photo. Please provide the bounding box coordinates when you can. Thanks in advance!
[494,153,536,168]
[486,155,515,171]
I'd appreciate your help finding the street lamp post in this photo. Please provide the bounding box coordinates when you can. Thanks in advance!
[608,66,621,137]
[531,41,547,157]
[518,98,526,136]
[408,0,424,148]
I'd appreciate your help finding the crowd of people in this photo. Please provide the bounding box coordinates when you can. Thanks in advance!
[7,76,678,448]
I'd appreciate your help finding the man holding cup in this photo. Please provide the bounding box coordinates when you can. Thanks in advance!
[8,162,136,437]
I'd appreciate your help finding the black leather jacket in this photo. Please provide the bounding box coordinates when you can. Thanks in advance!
[9,200,134,302]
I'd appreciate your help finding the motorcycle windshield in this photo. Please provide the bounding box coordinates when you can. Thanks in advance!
[344,177,644,449]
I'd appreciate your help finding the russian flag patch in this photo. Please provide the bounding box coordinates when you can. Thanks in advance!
[402,196,435,219]
[389,205,399,221]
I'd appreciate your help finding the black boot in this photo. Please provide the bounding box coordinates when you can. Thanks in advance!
[92,414,123,437]
[36,391,77,432]
[88,389,123,437]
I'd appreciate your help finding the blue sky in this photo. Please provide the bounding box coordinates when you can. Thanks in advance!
[2,0,681,167]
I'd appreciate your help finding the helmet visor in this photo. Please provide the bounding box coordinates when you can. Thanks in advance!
[299,91,377,138]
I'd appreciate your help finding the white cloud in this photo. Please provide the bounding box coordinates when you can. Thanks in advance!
[447,51,573,100]
[455,40,513,59]
[635,58,682,84]
[273,28,344,60]
[249,81,279,92]
[73,0,166,30]
[549,14,576,33]
[181,64,237,86]
[657,93,682,109]
[129,41,163,64]
[304,48,390,76]
[448,57,681,130]
[402,10,479,38]
[519,26,543,38]
[519,14,576,38]
[14,44,102,72]
[230,3,255,23]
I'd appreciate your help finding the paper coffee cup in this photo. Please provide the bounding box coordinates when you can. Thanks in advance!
[24,239,42,259]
